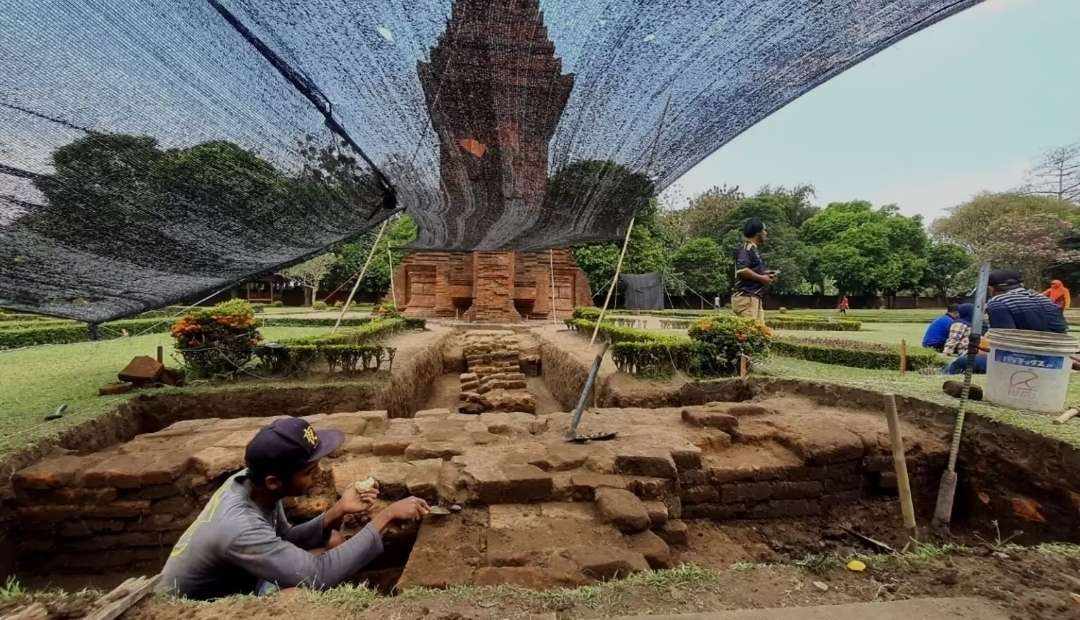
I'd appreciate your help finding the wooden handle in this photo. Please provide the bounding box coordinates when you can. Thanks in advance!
[884,393,917,538]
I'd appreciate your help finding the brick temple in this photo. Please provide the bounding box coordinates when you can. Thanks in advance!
[393,0,592,322]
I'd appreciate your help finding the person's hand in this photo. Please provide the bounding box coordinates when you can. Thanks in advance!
[324,487,379,529]
[761,274,775,285]
[371,497,430,533]
[338,486,379,516]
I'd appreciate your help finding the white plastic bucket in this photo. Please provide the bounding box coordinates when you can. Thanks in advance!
[985,329,1078,413]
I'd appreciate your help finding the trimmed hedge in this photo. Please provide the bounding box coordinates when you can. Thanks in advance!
[767,317,862,332]
[254,317,424,376]
[0,315,423,350]
[771,337,940,370]
[565,318,698,377]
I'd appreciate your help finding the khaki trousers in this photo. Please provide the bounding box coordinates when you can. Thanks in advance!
[732,294,765,322]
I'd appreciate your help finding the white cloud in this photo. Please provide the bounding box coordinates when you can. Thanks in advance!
[865,160,1029,223]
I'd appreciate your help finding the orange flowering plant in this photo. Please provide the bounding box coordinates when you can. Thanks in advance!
[687,315,771,376]
[172,299,261,378]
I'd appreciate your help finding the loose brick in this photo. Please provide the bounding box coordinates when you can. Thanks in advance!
[682,503,745,520]
[670,446,703,471]
[614,449,677,479]
[14,454,104,490]
[626,530,673,569]
[595,487,650,533]
[371,437,412,456]
[643,500,669,526]
[657,519,689,546]
[83,452,191,488]
[720,481,772,504]
[681,485,720,505]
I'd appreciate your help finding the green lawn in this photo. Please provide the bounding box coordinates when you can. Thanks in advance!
[0,326,335,455]
[774,322,929,346]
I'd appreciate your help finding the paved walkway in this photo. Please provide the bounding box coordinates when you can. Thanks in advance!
[611,597,1009,620]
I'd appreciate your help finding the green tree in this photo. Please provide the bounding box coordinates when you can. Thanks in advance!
[932,192,1080,284]
[280,254,336,306]
[326,214,418,295]
[800,201,929,300]
[921,241,972,299]
[671,238,727,297]
[660,185,743,241]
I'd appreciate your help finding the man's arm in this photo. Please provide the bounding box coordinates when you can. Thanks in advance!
[227,519,384,591]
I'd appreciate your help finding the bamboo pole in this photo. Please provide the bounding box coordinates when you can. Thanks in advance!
[333,218,390,334]
[899,339,908,374]
[387,245,398,308]
[550,249,558,324]
[590,217,635,347]
[884,393,917,540]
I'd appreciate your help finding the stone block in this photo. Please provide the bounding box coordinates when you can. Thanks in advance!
[82,452,191,488]
[471,463,552,504]
[771,480,824,500]
[643,501,669,526]
[342,436,374,455]
[16,485,118,505]
[14,454,104,490]
[215,429,259,449]
[118,355,163,383]
[59,519,125,537]
[99,382,134,396]
[670,446,703,471]
[680,470,707,486]
[595,487,650,533]
[626,476,677,500]
[190,446,244,479]
[681,409,739,432]
[657,519,689,546]
[626,530,673,569]
[614,449,677,479]
[563,546,649,580]
[720,481,773,504]
[414,408,452,419]
[153,495,198,516]
[311,412,371,435]
[371,437,412,456]
[569,473,628,499]
[17,500,151,522]
[405,459,444,501]
[404,442,463,461]
[681,485,720,505]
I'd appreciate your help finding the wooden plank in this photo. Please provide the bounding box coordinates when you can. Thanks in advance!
[84,574,160,620]
[1,602,48,620]
[1053,408,1078,425]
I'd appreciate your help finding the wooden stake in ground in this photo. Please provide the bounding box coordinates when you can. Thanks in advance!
[884,393,917,540]
[84,574,160,620]
[899,339,908,374]
[550,249,558,324]
[739,354,749,378]
[387,244,398,308]
[590,216,635,347]
[156,345,163,364]
[333,218,390,334]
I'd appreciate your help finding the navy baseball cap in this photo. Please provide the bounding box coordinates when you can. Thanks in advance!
[244,417,344,477]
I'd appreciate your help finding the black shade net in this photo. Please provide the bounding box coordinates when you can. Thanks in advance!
[620,273,665,311]
[1,0,981,322]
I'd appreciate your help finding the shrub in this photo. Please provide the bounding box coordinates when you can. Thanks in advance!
[374,301,402,318]
[172,299,261,378]
[778,307,788,314]
[249,303,266,313]
[312,301,328,311]
[270,301,285,308]
[687,316,772,376]
[566,318,698,377]
[771,337,940,370]
[260,317,372,328]
[572,307,601,321]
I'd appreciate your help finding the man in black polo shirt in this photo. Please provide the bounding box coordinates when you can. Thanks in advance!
[732,218,773,322]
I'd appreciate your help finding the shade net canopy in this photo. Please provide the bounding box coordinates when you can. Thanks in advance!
[620,273,665,311]
[1,0,981,322]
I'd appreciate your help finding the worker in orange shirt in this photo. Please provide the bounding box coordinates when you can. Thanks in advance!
[1042,279,1071,312]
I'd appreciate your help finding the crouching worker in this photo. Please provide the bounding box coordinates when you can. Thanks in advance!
[157,417,430,600]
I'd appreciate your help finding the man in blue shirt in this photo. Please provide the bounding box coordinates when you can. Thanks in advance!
[921,304,959,351]
[732,218,774,322]
[945,269,1068,375]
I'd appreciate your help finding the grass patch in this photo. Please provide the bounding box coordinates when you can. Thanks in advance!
[394,565,723,611]
[305,583,381,612]
[757,355,1080,448]
[729,561,756,572]
[0,326,348,456]
[0,576,26,601]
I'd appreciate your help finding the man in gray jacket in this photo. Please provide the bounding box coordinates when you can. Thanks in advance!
[158,416,429,599]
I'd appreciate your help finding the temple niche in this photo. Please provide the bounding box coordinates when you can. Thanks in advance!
[392,0,592,322]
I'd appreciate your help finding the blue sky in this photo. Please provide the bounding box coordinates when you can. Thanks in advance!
[663,0,1080,224]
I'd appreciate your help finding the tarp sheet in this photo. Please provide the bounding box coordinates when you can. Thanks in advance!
[620,273,665,311]
[0,0,982,321]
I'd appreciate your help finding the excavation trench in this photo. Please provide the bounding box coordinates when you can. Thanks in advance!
[2,324,1077,594]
